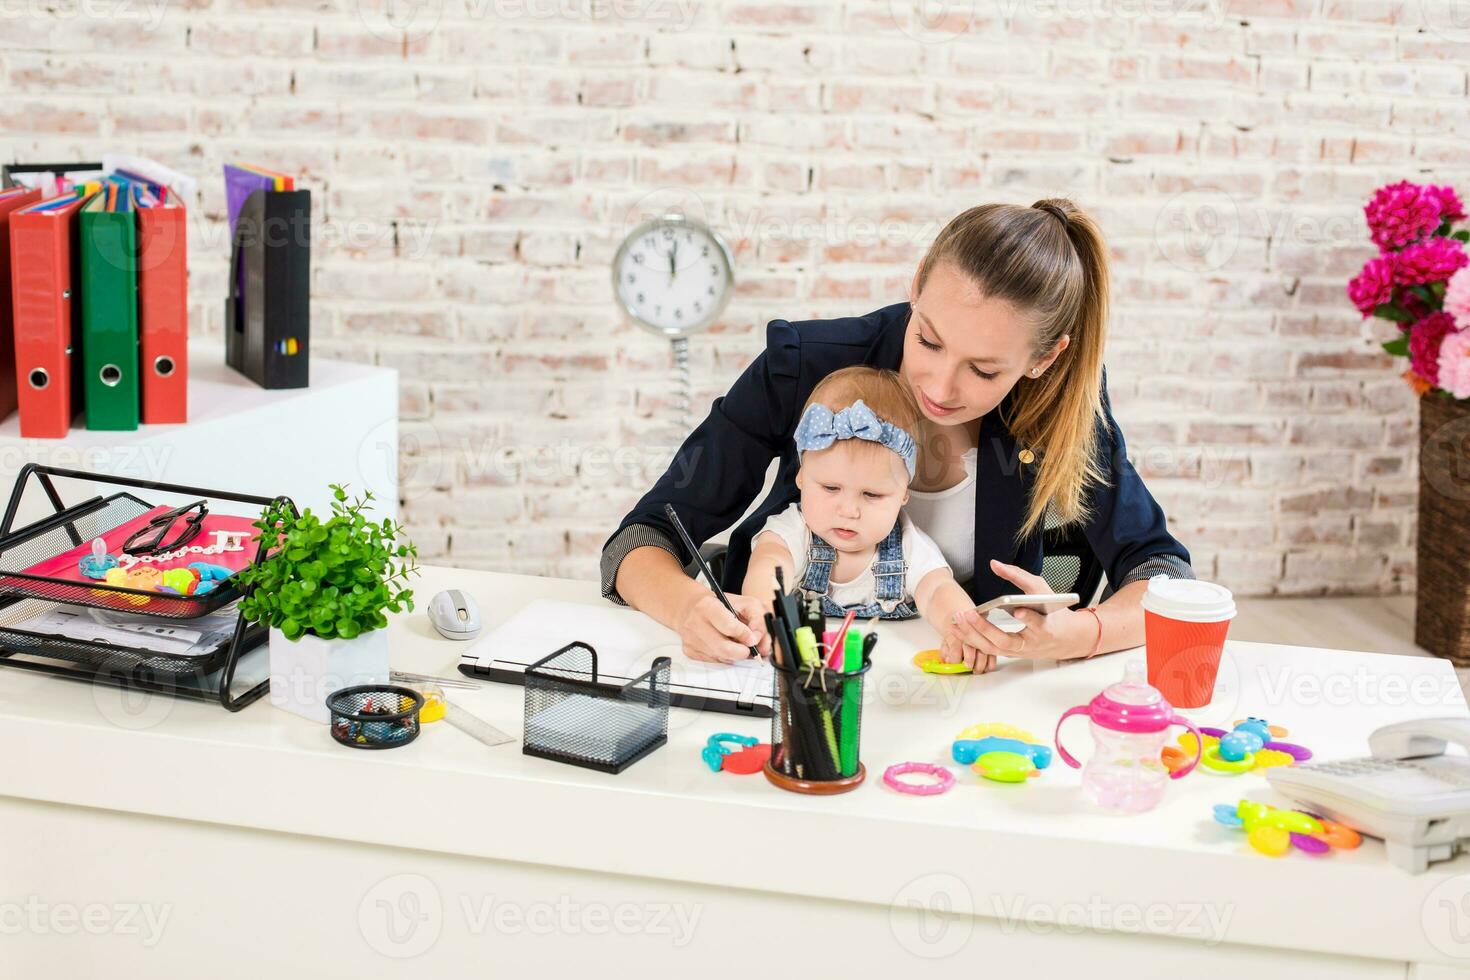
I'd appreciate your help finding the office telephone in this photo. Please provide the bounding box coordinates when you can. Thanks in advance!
[1265,717,1470,873]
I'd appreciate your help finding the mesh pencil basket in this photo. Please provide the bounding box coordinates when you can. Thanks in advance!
[327,685,424,749]
[522,642,671,774]
[766,653,871,794]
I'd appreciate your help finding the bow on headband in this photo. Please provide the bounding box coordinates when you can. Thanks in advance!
[794,399,917,478]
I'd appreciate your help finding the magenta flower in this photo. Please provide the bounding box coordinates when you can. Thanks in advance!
[1409,311,1455,386]
[1394,236,1468,286]
[1429,184,1467,224]
[1366,181,1445,250]
[1348,254,1397,317]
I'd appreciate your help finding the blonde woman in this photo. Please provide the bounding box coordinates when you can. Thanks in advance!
[602,200,1193,669]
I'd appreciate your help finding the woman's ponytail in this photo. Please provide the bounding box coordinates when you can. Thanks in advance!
[915,199,1111,539]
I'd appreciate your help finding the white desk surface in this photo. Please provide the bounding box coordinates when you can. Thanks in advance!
[1,564,1465,966]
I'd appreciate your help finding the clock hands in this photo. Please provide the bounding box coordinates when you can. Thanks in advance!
[668,239,678,282]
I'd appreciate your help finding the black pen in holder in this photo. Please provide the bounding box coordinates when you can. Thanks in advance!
[763,595,872,795]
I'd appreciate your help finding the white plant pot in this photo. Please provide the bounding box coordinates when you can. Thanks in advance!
[268,627,390,723]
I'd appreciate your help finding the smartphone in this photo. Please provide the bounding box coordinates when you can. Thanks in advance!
[974,593,1080,617]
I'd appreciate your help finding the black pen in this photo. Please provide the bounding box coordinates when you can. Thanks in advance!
[663,504,760,659]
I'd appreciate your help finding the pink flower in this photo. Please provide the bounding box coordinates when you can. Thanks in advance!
[1409,311,1455,386]
[1348,253,1397,316]
[1429,184,1467,224]
[1366,181,1445,250]
[1445,266,1470,330]
[1394,236,1468,286]
[1440,329,1470,399]
[1438,327,1470,398]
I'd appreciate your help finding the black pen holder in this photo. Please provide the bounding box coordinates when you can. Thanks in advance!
[328,685,424,749]
[522,642,671,774]
[765,652,871,794]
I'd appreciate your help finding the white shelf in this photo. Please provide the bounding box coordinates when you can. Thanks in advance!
[0,342,400,521]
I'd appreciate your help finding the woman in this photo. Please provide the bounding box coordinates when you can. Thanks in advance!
[601,200,1193,668]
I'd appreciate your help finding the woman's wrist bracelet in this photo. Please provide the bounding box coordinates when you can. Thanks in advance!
[1080,607,1104,659]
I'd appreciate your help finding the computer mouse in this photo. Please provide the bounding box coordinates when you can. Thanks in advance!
[428,589,481,640]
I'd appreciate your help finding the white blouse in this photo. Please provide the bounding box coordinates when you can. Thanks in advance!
[904,446,977,585]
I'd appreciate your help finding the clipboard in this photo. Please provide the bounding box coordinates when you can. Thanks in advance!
[457,599,774,718]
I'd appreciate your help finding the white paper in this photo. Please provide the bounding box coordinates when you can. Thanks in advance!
[463,599,774,707]
[9,602,243,657]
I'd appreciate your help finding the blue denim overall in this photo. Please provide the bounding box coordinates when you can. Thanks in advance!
[799,516,919,620]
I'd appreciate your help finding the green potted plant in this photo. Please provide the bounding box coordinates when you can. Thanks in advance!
[237,485,419,722]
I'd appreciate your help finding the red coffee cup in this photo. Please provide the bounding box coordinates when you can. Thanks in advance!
[1140,577,1236,709]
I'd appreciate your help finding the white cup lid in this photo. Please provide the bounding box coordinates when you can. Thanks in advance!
[1140,575,1236,623]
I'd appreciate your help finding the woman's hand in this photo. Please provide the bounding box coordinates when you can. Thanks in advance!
[947,559,1096,662]
[940,630,996,674]
[675,590,772,664]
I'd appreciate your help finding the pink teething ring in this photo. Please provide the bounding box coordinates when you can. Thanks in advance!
[883,762,955,796]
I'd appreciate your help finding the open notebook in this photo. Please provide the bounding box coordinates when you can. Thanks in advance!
[457,599,775,718]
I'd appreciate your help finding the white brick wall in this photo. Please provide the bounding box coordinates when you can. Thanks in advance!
[4,0,1467,594]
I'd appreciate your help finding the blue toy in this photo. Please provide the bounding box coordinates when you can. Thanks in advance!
[1218,719,1271,762]
[952,736,1052,769]
[701,732,758,772]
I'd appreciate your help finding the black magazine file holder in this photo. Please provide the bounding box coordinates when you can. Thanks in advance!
[225,188,310,389]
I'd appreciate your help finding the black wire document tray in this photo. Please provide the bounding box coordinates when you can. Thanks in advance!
[0,464,295,710]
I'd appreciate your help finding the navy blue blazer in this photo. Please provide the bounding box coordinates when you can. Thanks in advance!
[605,302,1190,604]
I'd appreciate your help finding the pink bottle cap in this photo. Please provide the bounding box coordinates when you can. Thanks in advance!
[1084,660,1179,734]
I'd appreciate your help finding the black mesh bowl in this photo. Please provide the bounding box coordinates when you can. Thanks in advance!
[327,685,424,749]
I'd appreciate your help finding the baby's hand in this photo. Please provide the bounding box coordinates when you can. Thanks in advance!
[941,630,997,674]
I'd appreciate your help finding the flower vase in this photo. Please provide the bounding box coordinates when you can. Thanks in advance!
[1415,393,1470,664]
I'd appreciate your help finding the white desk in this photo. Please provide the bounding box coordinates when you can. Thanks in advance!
[0,342,399,521]
[2,565,1468,979]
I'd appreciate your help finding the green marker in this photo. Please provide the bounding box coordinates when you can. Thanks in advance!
[839,629,863,776]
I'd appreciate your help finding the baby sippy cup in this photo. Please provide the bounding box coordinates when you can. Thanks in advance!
[1054,659,1202,813]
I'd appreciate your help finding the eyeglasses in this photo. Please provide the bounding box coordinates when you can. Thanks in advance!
[122,500,208,556]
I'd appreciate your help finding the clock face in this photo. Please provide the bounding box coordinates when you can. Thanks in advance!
[613,217,733,337]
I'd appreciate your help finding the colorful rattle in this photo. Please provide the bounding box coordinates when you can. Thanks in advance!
[972,751,1039,782]
[952,735,1052,769]
[912,648,971,675]
[78,538,118,580]
[883,762,956,795]
[1165,717,1312,776]
[700,733,769,775]
[1213,799,1362,857]
[101,567,151,606]
[952,724,1048,783]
